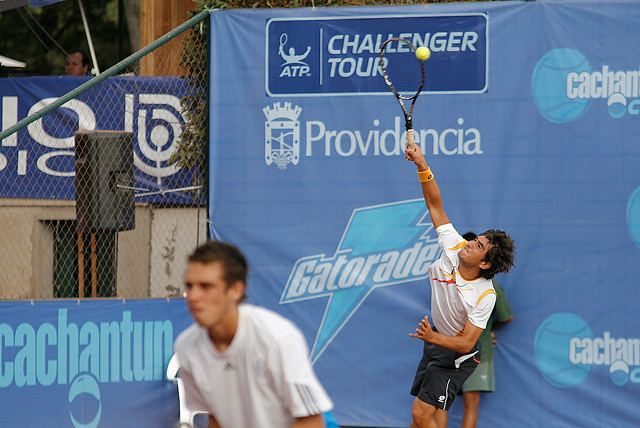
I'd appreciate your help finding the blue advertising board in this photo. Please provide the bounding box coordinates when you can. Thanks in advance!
[209,1,640,427]
[0,76,199,204]
[0,299,192,427]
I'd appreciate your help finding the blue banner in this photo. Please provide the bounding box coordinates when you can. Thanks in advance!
[210,2,640,427]
[0,76,199,204]
[0,299,192,428]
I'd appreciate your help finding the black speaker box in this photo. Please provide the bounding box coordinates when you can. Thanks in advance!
[75,131,135,232]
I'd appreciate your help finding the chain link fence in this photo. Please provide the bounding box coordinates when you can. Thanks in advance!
[0,10,209,301]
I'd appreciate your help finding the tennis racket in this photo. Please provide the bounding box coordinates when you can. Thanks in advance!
[379,38,425,150]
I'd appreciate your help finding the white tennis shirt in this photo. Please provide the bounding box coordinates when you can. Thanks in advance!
[429,223,496,336]
[174,303,333,428]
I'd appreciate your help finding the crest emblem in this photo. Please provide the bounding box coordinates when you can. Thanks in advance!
[263,102,301,169]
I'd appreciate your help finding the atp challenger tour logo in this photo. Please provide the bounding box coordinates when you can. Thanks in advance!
[280,200,441,363]
[532,48,640,122]
[266,14,488,96]
[263,102,484,170]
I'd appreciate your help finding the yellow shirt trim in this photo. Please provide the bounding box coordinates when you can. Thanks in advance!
[477,289,496,306]
[449,240,468,251]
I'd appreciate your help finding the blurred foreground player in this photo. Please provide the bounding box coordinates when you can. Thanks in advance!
[173,241,334,428]
[404,146,515,428]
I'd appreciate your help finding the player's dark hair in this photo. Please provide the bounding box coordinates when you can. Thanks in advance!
[462,232,477,242]
[188,241,248,301]
[479,229,515,279]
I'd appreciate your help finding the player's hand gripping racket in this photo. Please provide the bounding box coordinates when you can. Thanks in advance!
[379,38,425,150]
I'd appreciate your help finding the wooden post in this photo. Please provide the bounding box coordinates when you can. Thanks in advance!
[78,229,85,298]
[91,233,98,298]
[140,0,197,76]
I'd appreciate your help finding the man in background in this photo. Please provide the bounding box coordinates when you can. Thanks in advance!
[65,49,90,76]
[460,232,514,428]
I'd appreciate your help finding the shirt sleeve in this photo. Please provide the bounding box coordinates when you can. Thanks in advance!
[433,223,465,274]
[173,333,213,417]
[178,362,213,415]
[270,326,334,418]
[468,289,496,330]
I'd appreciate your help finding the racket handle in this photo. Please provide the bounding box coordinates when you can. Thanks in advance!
[406,129,416,150]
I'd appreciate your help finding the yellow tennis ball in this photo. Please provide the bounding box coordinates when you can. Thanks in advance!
[415,46,431,61]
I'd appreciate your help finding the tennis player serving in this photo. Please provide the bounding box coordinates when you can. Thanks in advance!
[404,145,515,428]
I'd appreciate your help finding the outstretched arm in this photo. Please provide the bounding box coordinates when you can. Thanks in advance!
[405,146,450,229]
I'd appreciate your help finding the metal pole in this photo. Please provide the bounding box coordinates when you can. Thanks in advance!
[77,0,100,75]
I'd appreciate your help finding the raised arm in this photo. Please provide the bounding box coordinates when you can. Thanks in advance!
[405,146,450,229]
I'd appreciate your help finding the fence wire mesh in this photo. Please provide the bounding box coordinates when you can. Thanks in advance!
[0,12,209,301]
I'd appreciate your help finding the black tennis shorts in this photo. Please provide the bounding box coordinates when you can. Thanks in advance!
[410,338,481,411]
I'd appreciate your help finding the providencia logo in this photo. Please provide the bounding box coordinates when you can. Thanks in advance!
[535,313,640,388]
[532,48,640,122]
[263,102,301,170]
[280,199,441,363]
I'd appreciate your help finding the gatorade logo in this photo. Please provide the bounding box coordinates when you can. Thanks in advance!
[281,199,441,363]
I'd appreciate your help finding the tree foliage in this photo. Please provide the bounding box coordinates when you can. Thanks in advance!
[173,17,209,194]
[0,0,134,77]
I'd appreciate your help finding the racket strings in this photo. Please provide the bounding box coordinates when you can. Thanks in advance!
[381,44,424,99]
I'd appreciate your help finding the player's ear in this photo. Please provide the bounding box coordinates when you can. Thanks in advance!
[479,260,491,270]
[229,280,245,302]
